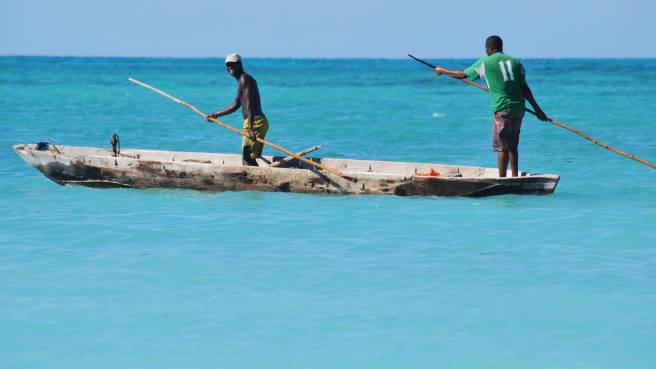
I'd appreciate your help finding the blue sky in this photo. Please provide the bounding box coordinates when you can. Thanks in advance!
[1,0,653,58]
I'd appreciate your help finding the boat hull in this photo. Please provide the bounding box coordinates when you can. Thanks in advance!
[13,144,559,197]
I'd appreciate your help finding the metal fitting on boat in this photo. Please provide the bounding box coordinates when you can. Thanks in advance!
[109,134,120,157]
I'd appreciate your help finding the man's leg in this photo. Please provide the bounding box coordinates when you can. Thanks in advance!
[509,149,519,177]
[242,117,267,167]
[242,146,259,166]
[492,112,510,177]
[498,150,509,177]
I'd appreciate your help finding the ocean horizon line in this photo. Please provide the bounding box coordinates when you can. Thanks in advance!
[2,54,656,61]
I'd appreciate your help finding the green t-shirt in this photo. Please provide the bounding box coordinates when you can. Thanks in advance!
[464,52,526,113]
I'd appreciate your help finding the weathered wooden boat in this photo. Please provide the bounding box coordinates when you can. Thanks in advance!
[13,143,559,197]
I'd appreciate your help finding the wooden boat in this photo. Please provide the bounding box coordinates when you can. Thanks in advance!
[13,143,559,197]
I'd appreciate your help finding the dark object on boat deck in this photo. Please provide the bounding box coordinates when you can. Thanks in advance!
[109,133,120,157]
[36,141,51,151]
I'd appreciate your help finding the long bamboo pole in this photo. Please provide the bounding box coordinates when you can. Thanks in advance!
[269,145,322,167]
[128,78,349,178]
[408,54,656,170]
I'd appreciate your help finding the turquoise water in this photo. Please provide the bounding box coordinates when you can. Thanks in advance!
[1,57,655,368]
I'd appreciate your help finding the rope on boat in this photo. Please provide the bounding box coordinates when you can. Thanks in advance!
[41,139,62,154]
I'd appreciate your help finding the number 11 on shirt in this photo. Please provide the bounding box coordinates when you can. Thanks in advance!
[498,60,515,81]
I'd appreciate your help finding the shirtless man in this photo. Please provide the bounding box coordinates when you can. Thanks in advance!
[433,36,548,177]
[207,54,268,166]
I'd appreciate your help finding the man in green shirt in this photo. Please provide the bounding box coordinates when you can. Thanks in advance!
[433,35,548,177]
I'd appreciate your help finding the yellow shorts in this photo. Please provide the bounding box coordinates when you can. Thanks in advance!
[242,116,269,159]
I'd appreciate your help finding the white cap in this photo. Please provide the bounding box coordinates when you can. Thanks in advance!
[225,53,241,64]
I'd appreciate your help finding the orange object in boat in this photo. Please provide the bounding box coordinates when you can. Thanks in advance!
[416,168,440,177]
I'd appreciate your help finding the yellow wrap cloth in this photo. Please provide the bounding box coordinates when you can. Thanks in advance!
[242,116,269,159]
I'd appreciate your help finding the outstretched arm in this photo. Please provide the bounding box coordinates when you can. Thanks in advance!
[207,83,243,119]
[433,66,467,79]
[520,82,548,121]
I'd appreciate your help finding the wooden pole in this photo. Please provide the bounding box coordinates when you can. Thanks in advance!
[408,55,656,170]
[269,145,322,167]
[128,78,350,178]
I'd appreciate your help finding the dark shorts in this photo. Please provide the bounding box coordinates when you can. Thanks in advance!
[492,111,524,152]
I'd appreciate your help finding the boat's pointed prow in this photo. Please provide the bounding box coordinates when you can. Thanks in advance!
[13,144,34,165]
[12,143,27,152]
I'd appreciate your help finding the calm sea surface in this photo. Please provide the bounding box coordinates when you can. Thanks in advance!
[1,57,655,369]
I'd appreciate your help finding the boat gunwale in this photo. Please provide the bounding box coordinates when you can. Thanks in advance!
[13,144,561,182]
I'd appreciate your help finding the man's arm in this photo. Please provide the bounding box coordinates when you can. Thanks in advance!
[206,84,243,120]
[520,82,548,121]
[434,66,467,79]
